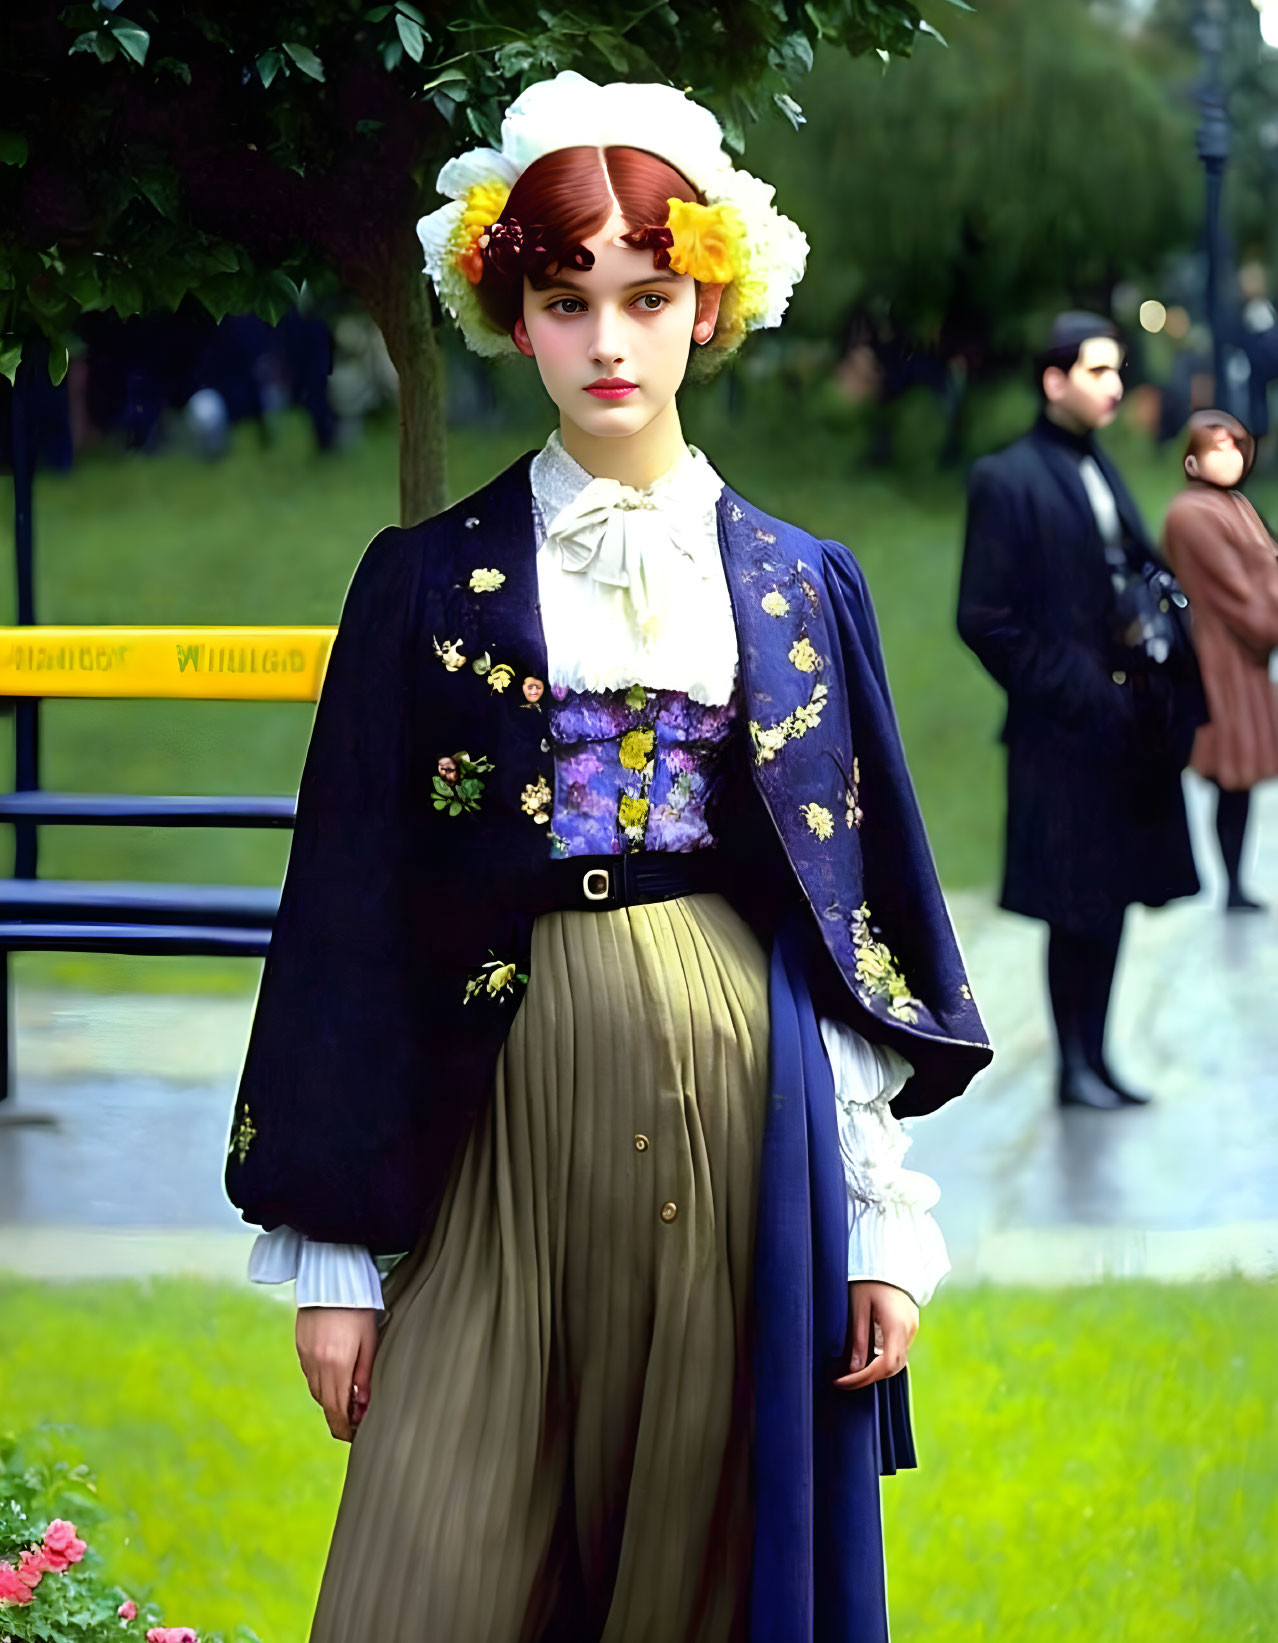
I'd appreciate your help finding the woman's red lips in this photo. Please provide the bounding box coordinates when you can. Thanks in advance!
[586,378,637,398]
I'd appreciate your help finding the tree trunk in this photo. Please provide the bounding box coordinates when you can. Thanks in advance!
[358,222,448,527]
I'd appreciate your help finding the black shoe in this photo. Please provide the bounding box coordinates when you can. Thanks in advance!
[1057,1066,1125,1110]
[1225,888,1266,913]
[1095,1065,1153,1106]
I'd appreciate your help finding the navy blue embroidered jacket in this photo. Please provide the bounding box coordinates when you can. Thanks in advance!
[226,454,991,1253]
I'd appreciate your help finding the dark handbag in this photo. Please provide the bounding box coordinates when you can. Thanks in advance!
[1106,545,1192,671]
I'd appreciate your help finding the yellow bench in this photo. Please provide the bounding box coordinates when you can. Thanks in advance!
[0,625,337,1098]
[0,626,336,700]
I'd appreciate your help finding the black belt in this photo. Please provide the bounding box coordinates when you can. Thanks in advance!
[541,851,728,913]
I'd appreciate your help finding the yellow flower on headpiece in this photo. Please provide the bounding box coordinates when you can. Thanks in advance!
[453,178,511,285]
[666,198,743,286]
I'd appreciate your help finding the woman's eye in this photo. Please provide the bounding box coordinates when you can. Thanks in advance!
[635,293,668,311]
[550,298,585,315]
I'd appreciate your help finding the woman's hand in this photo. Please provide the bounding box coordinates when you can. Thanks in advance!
[295,1306,381,1442]
[834,1281,919,1391]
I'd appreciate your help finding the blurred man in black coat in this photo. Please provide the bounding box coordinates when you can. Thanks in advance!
[957,313,1204,1108]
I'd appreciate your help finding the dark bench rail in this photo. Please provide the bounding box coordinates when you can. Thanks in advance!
[0,793,296,827]
[0,880,280,926]
[0,844,290,1097]
[0,923,273,957]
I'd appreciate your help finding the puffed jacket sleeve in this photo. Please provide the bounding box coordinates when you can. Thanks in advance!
[225,524,437,1252]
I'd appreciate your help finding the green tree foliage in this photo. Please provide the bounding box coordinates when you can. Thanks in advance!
[751,0,1198,371]
[0,0,969,521]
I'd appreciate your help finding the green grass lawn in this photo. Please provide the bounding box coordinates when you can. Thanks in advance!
[1,1275,1273,1641]
[3,388,1274,995]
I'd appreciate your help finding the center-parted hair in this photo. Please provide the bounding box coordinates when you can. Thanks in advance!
[474,146,703,337]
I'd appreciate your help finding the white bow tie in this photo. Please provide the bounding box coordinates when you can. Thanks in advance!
[543,470,718,634]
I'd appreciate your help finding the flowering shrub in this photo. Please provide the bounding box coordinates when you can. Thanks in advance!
[0,1432,259,1643]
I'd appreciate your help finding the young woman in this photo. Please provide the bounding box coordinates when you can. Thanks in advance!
[227,71,990,1643]
[1163,409,1278,912]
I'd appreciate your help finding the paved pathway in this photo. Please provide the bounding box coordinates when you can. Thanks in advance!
[1,775,1274,1289]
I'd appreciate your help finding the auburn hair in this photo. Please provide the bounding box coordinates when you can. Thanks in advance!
[474,145,704,337]
[1183,408,1256,486]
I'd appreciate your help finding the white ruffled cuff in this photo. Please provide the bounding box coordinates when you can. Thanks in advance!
[247,1226,384,1310]
[818,1016,951,1306]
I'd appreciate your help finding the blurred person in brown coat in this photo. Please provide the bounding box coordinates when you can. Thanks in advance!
[1163,410,1278,912]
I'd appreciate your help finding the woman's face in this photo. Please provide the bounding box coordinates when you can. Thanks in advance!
[514,213,722,443]
[1187,428,1246,489]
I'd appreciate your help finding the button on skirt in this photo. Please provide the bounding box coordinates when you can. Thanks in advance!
[309,890,771,1643]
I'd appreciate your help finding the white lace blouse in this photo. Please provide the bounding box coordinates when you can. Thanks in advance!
[247,432,950,1309]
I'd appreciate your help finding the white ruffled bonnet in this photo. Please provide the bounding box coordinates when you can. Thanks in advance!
[416,70,808,360]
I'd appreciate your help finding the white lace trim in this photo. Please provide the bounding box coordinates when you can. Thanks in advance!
[248,1226,384,1310]
[820,1017,951,1305]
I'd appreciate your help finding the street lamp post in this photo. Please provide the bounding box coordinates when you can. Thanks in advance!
[1194,0,1233,414]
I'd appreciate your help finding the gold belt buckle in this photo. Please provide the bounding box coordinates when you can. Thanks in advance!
[582,867,611,903]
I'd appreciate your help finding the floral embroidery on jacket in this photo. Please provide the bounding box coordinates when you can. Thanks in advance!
[463,954,527,1005]
[748,682,829,764]
[469,567,505,593]
[521,775,552,824]
[789,636,821,673]
[851,902,920,1024]
[434,636,466,671]
[487,663,516,693]
[761,589,790,617]
[433,750,494,816]
[846,755,863,829]
[799,801,835,841]
[230,1105,257,1164]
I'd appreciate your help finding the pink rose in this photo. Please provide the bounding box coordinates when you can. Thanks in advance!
[17,1545,49,1589]
[42,1518,87,1570]
[146,1629,199,1643]
[119,1598,139,1620]
[0,1561,34,1604]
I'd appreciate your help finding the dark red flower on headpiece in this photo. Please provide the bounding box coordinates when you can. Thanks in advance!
[557,243,595,272]
[480,220,529,278]
[620,226,674,270]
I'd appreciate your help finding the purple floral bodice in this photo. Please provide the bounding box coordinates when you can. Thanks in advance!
[545,683,739,856]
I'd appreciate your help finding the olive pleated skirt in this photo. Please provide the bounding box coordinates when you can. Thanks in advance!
[309,891,772,1643]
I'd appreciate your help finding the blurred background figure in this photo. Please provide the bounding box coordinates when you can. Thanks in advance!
[957,312,1204,1111]
[1162,409,1278,911]
[327,311,400,447]
[183,387,231,462]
